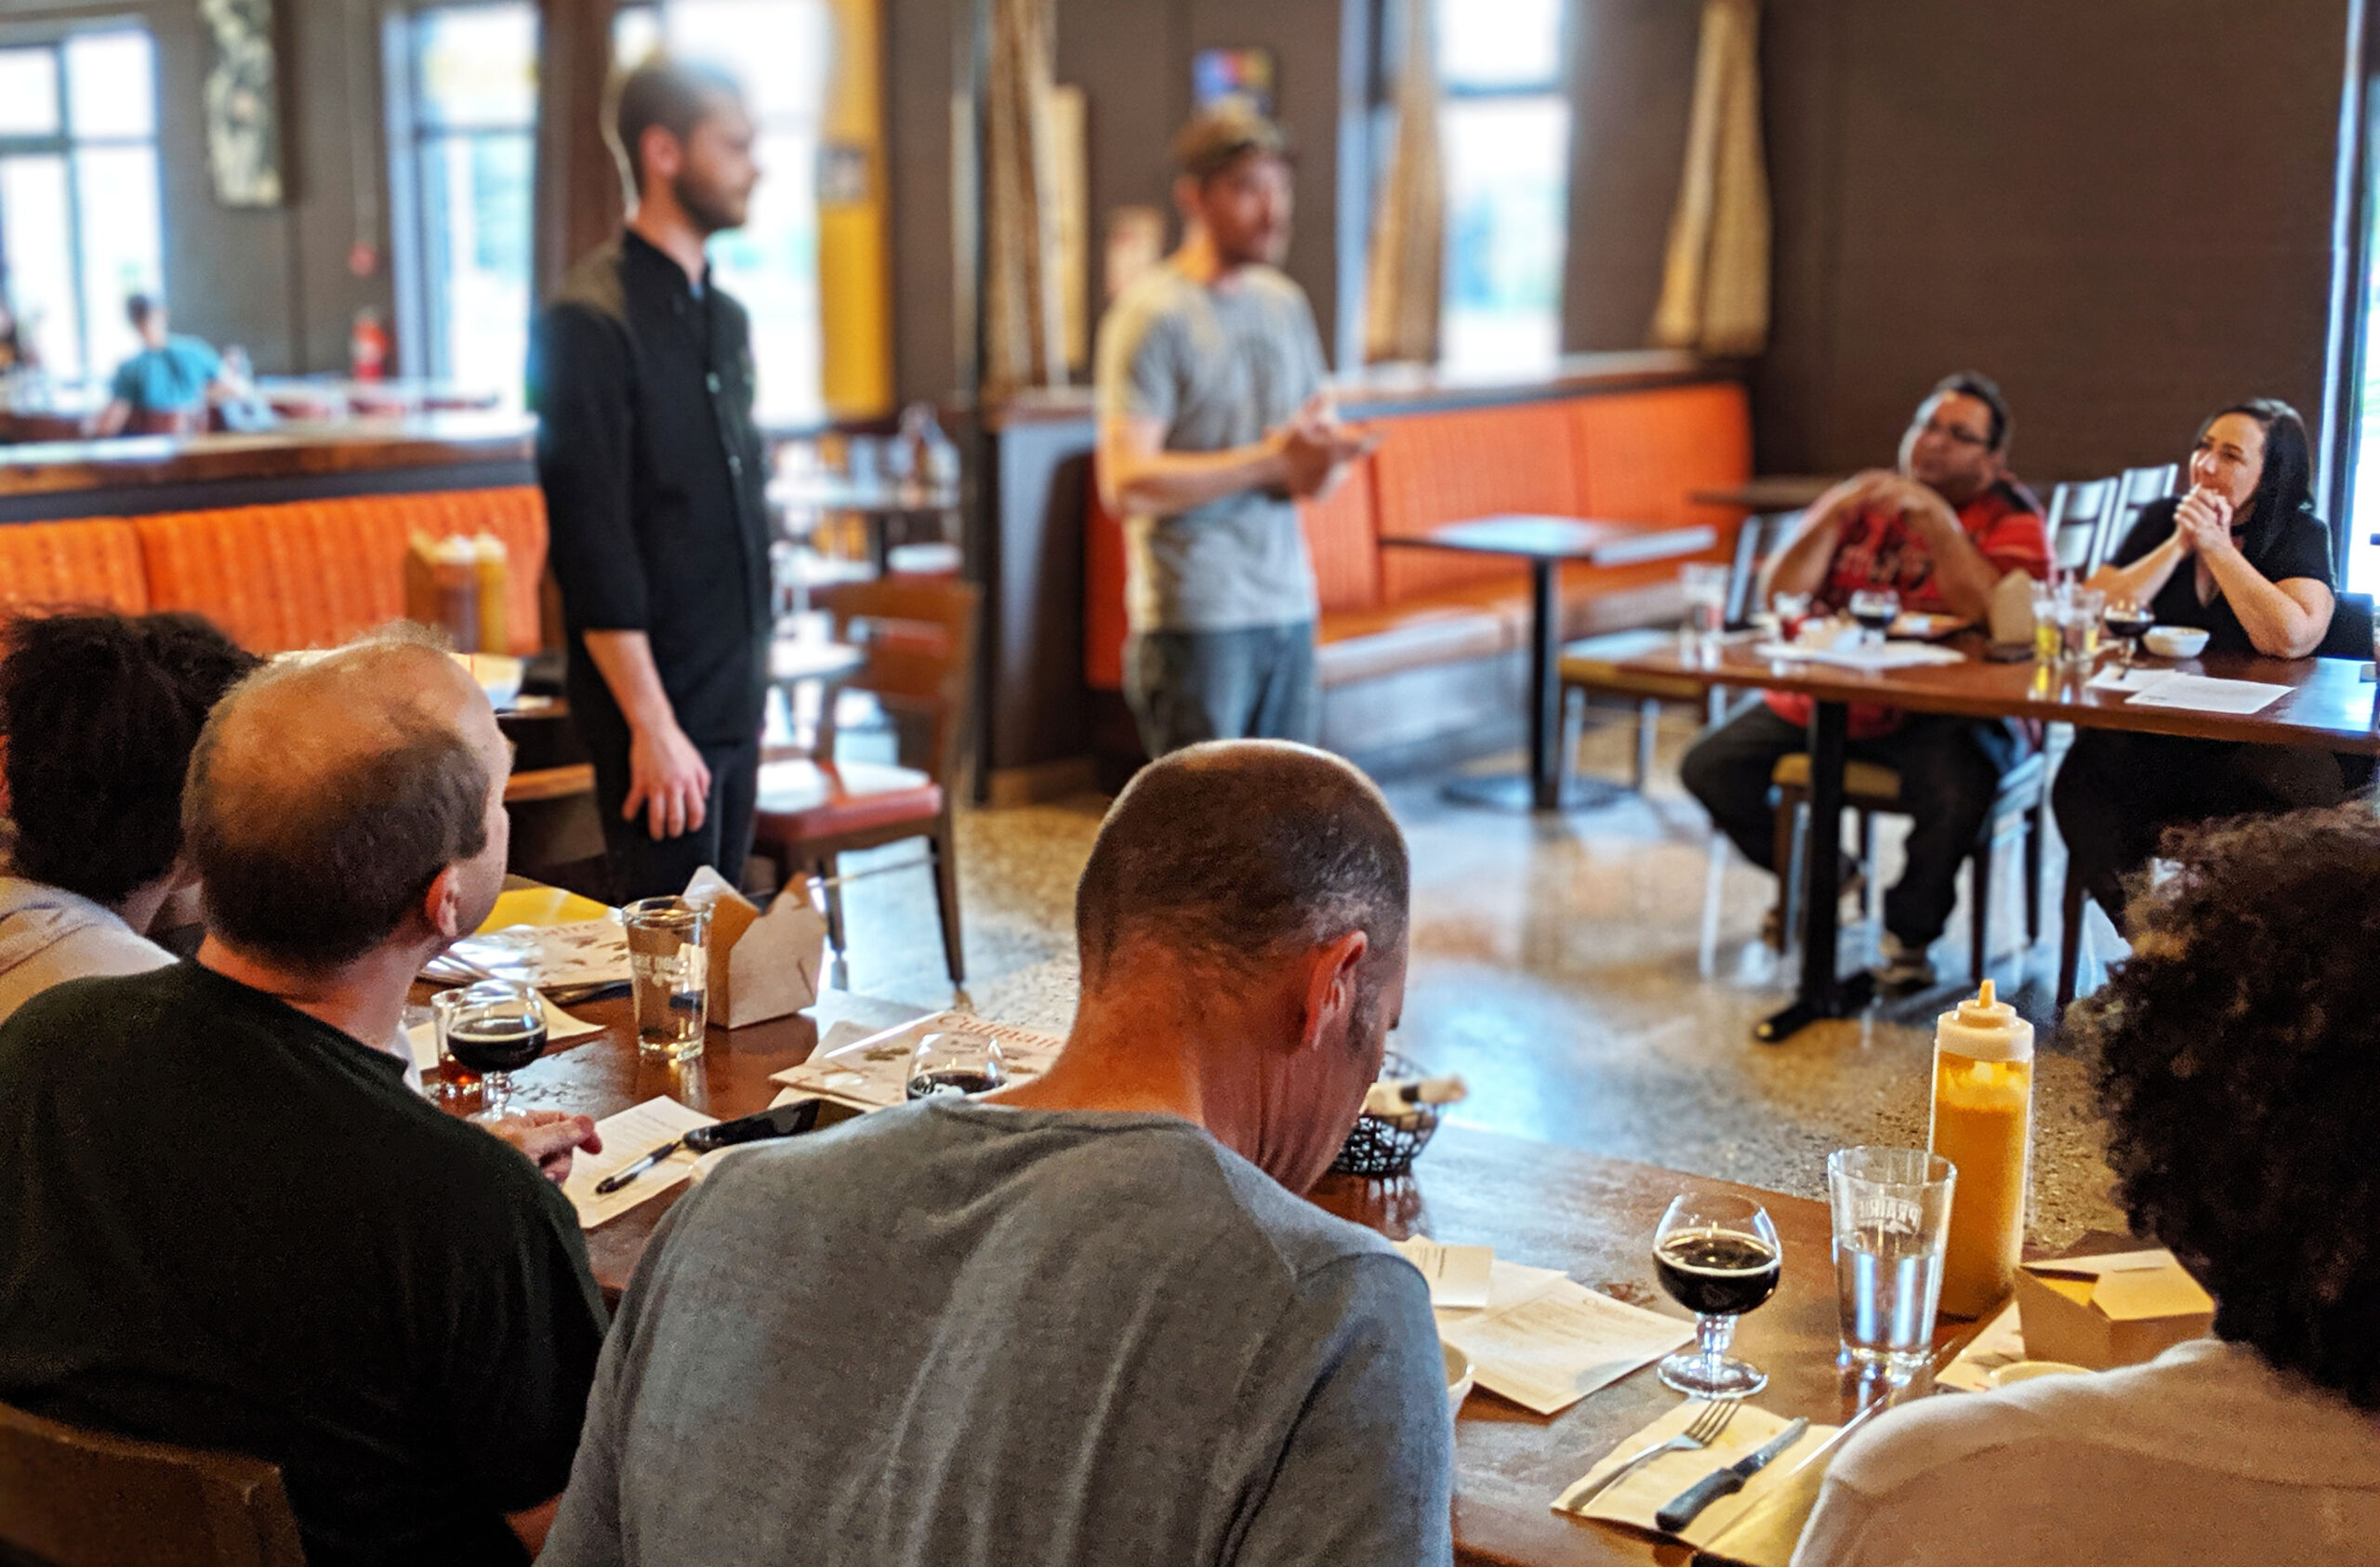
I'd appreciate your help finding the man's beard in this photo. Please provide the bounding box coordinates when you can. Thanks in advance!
[672,171,745,235]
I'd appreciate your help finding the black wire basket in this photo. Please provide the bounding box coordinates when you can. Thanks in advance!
[1330,1050,1440,1179]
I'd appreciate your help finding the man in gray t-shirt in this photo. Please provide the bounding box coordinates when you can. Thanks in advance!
[542,742,1452,1567]
[1094,104,1373,757]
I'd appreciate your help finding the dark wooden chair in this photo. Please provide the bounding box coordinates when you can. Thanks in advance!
[1554,510,1800,792]
[0,1400,306,1567]
[750,577,979,991]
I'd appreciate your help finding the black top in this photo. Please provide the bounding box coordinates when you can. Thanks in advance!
[536,230,773,742]
[0,961,607,1567]
[2108,496,2336,656]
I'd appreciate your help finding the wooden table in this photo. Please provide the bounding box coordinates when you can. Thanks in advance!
[1687,478,1840,515]
[1382,517,1719,811]
[771,476,962,573]
[434,998,1964,1565]
[1606,635,2380,1039]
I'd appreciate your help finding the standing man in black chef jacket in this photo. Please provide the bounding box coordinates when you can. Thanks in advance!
[536,59,770,900]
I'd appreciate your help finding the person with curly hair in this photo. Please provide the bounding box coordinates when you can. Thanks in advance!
[1792,804,2380,1567]
[0,610,258,1021]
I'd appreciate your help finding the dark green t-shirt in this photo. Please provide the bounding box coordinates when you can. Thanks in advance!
[0,960,607,1566]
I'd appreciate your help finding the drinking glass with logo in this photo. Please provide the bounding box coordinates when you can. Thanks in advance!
[1652,1192,1783,1398]
[1847,587,1900,647]
[432,980,547,1115]
[906,1030,1006,1100]
[1827,1146,1955,1377]
[623,897,709,1061]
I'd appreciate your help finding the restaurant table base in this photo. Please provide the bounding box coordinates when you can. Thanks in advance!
[1755,697,1875,1044]
[1438,560,1639,815]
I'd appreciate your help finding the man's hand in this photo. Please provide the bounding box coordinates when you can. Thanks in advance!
[1871,474,1960,539]
[2175,486,2232,558]
[1272,393,1377,498]
[481,1111,602,1185]
[624,718,711,841]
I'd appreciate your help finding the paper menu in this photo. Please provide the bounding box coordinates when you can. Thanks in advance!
[562,1098,720,1230]
[2125,673,2291,715]
[2086,666,2170,693]
[1392,1237,1494,1310]
[1554,1400,1837,1549]
[769,1011,1066,1110]
[1436,1275,1695,1416]
[426,918,631,993]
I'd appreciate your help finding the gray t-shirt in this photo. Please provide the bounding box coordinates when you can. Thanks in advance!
[542,1100,1454,1567]
[1094,261,1326,634]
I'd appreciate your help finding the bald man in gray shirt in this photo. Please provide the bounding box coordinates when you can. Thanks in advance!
[1095,104,1372,757]
[542,742,1453,1567]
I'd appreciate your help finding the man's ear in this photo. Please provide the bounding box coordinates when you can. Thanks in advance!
[1296,930,1368,1053]
[422,863,467,942]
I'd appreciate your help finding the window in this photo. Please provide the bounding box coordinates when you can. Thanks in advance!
[619,0,828,425]
[1435,0,1569,376]
[393,3,538,399]
[0,28,163,384]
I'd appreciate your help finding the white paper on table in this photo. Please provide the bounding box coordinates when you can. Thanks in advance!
[769,1010,1065,1111]
[562,1098,719,1229]
[2086,666,2171,693]
[2125,673,2291,715]
[404,994,602,1073]
[1936,1298,2027,1392]
[1392,1237,1495,1310]
[1435,1276,1695,1416]
[1751,640,1966,671]
[1554,1400,1838,1547]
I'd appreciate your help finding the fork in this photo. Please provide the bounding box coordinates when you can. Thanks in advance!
[1567,1399,1740,1508]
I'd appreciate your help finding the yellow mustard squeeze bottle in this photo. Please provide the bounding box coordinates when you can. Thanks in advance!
[1929,979,2034,1317]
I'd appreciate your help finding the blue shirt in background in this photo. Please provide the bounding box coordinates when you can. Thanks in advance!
[109,336,221,412]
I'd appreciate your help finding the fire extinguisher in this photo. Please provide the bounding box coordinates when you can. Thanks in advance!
[350,308,389,382]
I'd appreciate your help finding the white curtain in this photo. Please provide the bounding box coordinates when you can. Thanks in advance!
[981,0,1067,396]
[1650,0,1770,356]
[1362,0,1444,364]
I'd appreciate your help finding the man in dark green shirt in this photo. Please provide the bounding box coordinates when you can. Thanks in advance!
[0,635,606,1566]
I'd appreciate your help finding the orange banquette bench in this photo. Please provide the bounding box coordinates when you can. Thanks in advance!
[0,487,547,655]
[1085,381,1752,759]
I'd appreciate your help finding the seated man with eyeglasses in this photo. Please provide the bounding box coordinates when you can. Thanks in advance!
[1678,372,2049,991]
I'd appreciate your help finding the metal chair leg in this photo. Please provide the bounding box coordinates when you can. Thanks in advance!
[819,853,850,990]
[2056,859,2087,1010]
[928,817,966,988]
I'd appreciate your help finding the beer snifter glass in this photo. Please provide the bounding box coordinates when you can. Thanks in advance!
[1652,1192,1783,1398]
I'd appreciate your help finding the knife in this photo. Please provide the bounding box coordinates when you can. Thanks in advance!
[593,1100,823,1195]
[1653,1416,1809,1534]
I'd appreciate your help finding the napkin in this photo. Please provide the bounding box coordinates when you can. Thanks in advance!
[1554,1400,1837,1550]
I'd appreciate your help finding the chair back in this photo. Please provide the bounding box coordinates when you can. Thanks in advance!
[0,1400,306,1567]
[2043,478,2118,579]
[2317,590,2374,661]
[817,576,981,790]
[2106,465,2180,569]
[1725,509,1807,627]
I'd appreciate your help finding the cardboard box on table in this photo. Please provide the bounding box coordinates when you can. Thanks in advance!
[2013,1250,2216,1370]
[680,867,830,1029]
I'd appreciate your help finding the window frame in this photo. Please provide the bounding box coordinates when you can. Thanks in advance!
[0,18,162,382]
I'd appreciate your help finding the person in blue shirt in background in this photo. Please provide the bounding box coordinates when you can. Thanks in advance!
[90,294,238,436]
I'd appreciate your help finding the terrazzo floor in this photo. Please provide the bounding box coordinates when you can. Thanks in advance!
[825,708,2129,1248]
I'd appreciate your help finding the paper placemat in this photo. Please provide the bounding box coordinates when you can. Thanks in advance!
[770,1011,1065,1111]
[1752,640,1966,671]
[562,1098,720,1229]
[1554,1400,1837,1549]
[2125,672,2291,715]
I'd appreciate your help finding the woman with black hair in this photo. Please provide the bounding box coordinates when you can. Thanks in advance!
[2052,400,2347,927]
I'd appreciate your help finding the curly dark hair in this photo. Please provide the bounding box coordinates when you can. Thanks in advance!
[2069,803,2380,1406]
[0,611,258,906]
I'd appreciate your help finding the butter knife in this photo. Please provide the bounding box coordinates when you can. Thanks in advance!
[1653,1416,1809,1534]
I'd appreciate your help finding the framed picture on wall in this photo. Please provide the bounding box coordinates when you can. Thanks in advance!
[1192,46,1276,118]
[200,0,284,206]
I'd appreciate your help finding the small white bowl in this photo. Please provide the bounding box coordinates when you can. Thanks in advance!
[2143,625,2210,660]
[1444,1342,1475,1413]
[1988,1360,2092,1388]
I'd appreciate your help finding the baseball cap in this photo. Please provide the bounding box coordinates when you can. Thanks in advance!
[1171,99,1293,180]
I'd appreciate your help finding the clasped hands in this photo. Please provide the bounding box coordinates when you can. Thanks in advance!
[1842,469,1958,534]
[2171,486,2239,558]
[1270,393,1378,498]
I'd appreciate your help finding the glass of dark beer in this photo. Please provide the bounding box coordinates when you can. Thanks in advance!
[906,1030,1007,1101]
[1652,1191,1784,1398]
[433,980,548,1116]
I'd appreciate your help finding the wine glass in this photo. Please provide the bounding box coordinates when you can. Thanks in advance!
[906,1030,1007,1100]
[432,980,548,1116]
[1847,587,1900,647]
[1652,1192,1783,1398]
[2102,596,2153,667]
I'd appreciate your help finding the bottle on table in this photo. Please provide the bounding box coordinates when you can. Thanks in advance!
[1929,979,2034,1317]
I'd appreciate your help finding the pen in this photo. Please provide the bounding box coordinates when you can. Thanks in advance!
[593,1137,686,1195]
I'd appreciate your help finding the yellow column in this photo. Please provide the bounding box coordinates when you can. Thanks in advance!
[817,0,893,417]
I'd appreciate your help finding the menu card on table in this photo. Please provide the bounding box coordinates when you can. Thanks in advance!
[769,1011,1066,1111]
[1432,1258,1693,1416]
[562,1098,721,1229]
[1554,1400,1837,1555]
[2123,672,2292,716]
[425,917,631,1000]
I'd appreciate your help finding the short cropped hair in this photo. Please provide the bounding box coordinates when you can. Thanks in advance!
[1929,370,2012,453]
[2069,805,2380,1407]
[1074,742,1409,1000]
[182,641,491,970]
[612,58,744,194]
[0,612,258,905]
